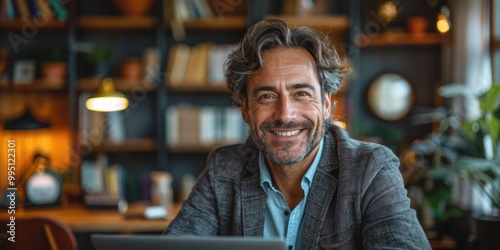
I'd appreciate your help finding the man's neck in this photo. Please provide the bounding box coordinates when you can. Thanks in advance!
[265,146,319,209]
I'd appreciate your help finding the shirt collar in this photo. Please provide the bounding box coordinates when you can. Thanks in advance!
[259,138,324,192]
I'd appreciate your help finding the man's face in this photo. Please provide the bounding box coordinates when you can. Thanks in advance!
[241,47,331,166]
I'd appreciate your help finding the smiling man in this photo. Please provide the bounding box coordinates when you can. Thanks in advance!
[164,19,431,250]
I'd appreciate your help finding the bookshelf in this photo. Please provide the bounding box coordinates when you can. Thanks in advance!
[0,0,353,204]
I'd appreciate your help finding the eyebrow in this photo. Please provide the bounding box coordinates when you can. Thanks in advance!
[251,83,315,96]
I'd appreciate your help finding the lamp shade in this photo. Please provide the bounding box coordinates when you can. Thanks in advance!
[4,108,51,130]
[85,78,129,112]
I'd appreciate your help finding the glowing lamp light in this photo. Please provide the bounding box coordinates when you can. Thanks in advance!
[436,5,451,34]
[436,13,450,34]
[86,78,129,112]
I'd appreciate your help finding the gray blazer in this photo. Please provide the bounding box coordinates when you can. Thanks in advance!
[164,125,431,249]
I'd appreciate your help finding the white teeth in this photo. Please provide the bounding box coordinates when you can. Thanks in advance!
[274,130,300,137]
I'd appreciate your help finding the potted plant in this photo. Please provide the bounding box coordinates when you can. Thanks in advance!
[40,46,67,86]
[442,83,500,249]
[401,83,500,247]
[85,40,114,77]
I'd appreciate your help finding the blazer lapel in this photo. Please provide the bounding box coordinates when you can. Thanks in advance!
[241,170,266,236]
[301,131,339,249]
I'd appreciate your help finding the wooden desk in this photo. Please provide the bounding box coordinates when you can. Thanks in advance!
[1,203,180,233]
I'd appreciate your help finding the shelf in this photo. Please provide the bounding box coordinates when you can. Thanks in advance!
[166,16,247,30]
[77,16,155,30]
[265,15,350,32]
[78,77,157,92]
[167,143,228,154]
[0,19,66,30]
[0,81,66,92]
[167,84,229,93]
[356,32,451,47]
[91,138,156,153]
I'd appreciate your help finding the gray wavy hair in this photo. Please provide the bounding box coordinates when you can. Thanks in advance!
[225,18,348,107]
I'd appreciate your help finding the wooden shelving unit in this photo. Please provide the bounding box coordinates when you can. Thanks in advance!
[0,81,66,92]
[77,16,156,30]
[78,77,157,92]
[266,15,350,31]
[355,32,452,47]
[166,16,247,30]
[0,19,67,30]
[167,84,229,93]
[91,138,157,153]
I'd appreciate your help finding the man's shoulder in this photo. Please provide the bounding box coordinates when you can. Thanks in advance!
[325,125,398,174]
[205,138,260,177]
[329,125,395,157]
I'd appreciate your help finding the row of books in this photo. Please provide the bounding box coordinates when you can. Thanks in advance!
[165,43,237,88]
[81,154,151,205]
[78,93,127,147]
[165,0,214,22]
[80,93,248,149]
[166,104,248,147]
[0,0,67,21]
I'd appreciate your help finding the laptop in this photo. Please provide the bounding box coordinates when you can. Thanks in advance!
[91,234,287,250]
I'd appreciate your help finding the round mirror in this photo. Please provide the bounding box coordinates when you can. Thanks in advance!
[367,73,414,121]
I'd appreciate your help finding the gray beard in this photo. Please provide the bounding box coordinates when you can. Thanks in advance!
[251,120,327,166]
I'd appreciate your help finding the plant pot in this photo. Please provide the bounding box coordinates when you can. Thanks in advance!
[472,214,500,250]
[41,62,67,85]
[110,0,154,16]
[120,58,143,81]
[407,16,429,36]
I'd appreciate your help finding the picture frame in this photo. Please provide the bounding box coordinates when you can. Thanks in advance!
[13,60,36,84]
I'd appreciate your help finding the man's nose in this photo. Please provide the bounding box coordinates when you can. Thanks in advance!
[273,96,297,124]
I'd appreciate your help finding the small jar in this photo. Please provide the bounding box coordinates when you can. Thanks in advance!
[150,171,173,210]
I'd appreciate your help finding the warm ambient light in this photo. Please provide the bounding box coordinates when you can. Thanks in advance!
[436,5,451,34]
[436,14,450,34]
[85,78,129,112]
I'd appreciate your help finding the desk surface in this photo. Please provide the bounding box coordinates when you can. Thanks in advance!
[1,203,180,233]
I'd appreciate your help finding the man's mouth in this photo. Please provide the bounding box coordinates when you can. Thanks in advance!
[272,129,301,137]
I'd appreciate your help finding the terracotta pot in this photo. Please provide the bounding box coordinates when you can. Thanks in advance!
[120,58,143,80]
[407,16,429,36]
[41,62,67,84]
[110,0,154,16]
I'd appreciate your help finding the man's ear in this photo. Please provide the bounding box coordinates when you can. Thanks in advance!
[324,92,332,119]
[241,98,250,123]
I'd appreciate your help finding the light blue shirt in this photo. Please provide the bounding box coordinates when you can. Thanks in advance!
[259,139,324,250]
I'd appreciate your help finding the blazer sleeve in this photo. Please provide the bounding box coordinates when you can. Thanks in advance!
[163,158,219,235]
[360,146,431,250]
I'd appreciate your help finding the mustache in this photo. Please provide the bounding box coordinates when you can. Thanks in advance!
[259,120,313,131]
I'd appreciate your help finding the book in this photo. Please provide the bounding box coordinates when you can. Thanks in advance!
[183,43,211,87]
[48,0,67,20]
[166,105,179,146]
[26,0,41,19]
[106,164,124,197]
[208,44,236,85]
[15,0,30,19]
[36,0,53,20]
[165,43,190,87]
[199,106,217,146]
[190,0,214,19]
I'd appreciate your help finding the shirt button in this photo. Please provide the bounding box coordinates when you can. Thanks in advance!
[284,210,290,216]
[288,245,293,250]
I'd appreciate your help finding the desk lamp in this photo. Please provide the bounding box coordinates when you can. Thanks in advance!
[85,77,128,112]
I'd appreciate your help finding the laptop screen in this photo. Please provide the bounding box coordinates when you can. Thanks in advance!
[92,234,287,250]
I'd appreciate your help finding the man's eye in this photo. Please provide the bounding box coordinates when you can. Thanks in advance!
[296,91,310,97]
[259,94,273,100]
